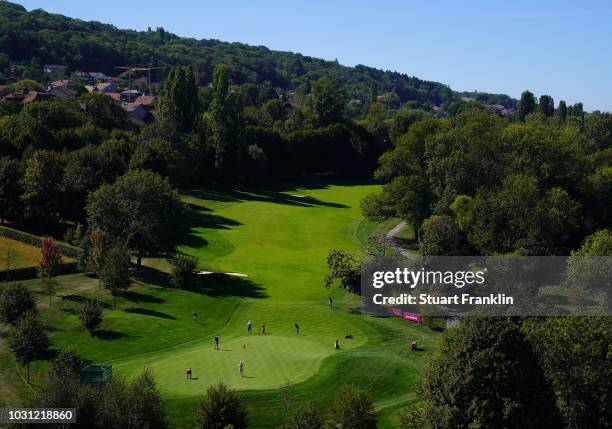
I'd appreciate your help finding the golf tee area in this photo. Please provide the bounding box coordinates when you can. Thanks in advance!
[3,179,439,428]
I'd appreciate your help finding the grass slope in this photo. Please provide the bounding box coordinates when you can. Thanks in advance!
[2,179,439,428]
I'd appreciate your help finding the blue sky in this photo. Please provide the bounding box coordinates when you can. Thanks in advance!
[17,0,612,111]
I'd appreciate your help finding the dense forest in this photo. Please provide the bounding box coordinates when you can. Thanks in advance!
[0,0,516,112]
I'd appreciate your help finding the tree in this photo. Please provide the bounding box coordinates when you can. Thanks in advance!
[157,66,199,135]
[79,298,103,333]
[538,95,554,117]
[0,156,21,223]
[557,100,567,125]
[38,236,63,305]
[0,283,36,325]
[168,253,198,288]
[127,368,167,429]
[100,244,130,307]
[87,227,108,286]
[419,215,462,256]
[51,348,83,378]
[566,229,612,308]
[522,317,611,428]
[400,318,560,428]
[311,77,346,126]
[86,170,185,267]
[21,150,64,226]
[194,382,247,429]
[326,384,376,429]
[80,93,130,131]
[286,403,323,429]
[518,90,536,122]
[207,64,244,170]
[9,310,50,383]
[324,249,361,294]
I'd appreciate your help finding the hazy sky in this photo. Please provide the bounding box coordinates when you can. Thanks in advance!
[16,0,612,111]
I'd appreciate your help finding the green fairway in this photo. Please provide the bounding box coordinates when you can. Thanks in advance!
[14,178,439,428]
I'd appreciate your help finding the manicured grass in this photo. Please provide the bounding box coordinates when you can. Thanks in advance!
[0,236,42,269]
[3,178,440,428]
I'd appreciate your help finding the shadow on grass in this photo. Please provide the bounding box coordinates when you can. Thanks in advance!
[134,266,267,299]
[62,294,113,309]
[93,330,131,341]
[187,273,267,299]
[119,290,164,304]
[124,307,176,320]
[185,188,349,209]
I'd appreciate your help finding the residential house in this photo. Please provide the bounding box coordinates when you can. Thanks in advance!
[134,95,156,110]
[49,79,71,88]
[22,91,53,103]
[120,89,143,103]
[95,82,116,93]
[106,92,121,102]
[48,85,76,100]
[122,102,154,123]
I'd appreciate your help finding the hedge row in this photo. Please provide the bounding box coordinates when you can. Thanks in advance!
[0,225,81,259]
[0,261,79,282]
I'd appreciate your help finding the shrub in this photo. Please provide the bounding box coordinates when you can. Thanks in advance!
[168,253,198,288]
[326,384,376,429]
[79,298,103,332]
[0,282,36,325]
[194,383,247,429]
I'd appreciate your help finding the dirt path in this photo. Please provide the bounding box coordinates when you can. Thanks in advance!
[386,221,418,260]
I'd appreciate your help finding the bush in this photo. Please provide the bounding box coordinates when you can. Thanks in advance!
[168,253,198,288]
[286,403,323,429]
[326,384,376,429]
[52,348,83,378]
[194,383,247,429]
[0,282,36,325]
[79,298,103,333]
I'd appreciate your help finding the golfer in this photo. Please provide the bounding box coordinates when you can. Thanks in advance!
[193,312,197,322]
[239,360,245,378]
[334,339,340,350]
[214,335,219,350]
[294,323,300,334]
[247,320,252,334]
[328,297,333,308]
[186,368,192,379]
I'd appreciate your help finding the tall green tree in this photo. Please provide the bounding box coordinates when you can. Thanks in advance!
[557,100,567,125]
[9,310,50,383]
[538,94,554,117]
[158,66,200,135]
[401,318,560,428]
[0,156,21,223]
[100,244,131,307]
[21,150,64,226]
[86,170,185,266]
[518,90,536,122]
[207,64,244,170]
[311,77,346,126]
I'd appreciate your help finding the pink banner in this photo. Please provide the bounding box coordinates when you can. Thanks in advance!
[391,308,402,317]
[403,312,420,323]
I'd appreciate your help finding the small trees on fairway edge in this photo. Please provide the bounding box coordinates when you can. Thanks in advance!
[8,310,50,383]
[79,298,103,333]
[0,282,36,325]
[325,384,377,429]
[194,382,247,429]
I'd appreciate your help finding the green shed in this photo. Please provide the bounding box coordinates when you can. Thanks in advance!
[80,364,112,383]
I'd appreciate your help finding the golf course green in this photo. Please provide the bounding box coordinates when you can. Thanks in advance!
[27,179,439,428]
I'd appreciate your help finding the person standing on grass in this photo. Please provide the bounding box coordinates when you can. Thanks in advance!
[193,312,197,322]
[328,296,333,308]
[247,320,252,334]
[294,323,300,334]
[187,368,192,379]
[214,335,219,350]
[239,360,245,378]
[334,339,340,350]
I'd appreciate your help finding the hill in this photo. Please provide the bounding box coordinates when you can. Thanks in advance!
[0,1,515,108]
